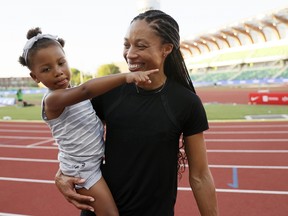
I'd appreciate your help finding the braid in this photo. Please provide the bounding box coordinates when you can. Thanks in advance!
[132,10,196,93]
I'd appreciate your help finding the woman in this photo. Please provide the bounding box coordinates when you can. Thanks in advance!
[55,10,219,216]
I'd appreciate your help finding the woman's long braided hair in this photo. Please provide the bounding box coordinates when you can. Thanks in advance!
[132,10,196,177]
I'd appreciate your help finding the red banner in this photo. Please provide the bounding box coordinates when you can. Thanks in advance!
[249,92,288,105]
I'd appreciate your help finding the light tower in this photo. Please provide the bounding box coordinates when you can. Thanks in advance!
[137,0,160,13]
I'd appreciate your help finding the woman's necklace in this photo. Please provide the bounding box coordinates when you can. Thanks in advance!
[135,79,167,94]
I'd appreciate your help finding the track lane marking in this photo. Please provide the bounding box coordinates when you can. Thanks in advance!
[178,187,288,195]
[209,125,288,128]
[26,138,55,147]
[0,129,51,133]
[0,136,51,139]
[206,131,288,134]
[0,213,31,216]
[0,144,57,149]
[1,177,287,195]
[208,164,288,169]
[0,157,58,163]
[2,157,288,170]
[0,177,54,184]
[206,138,288,142]
[207,149,288,153]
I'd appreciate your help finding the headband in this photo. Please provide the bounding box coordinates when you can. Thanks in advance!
[22,34,59,62]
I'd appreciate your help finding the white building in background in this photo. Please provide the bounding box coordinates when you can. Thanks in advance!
[137,0,160,13]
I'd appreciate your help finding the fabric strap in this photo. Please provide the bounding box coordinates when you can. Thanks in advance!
[23,34,58,62]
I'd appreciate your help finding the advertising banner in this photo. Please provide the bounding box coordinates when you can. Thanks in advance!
[249,92,288,105]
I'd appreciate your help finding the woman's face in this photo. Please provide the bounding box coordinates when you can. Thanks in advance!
[123,19,171,73]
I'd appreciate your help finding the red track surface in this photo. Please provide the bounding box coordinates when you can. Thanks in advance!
[0,120,288,216]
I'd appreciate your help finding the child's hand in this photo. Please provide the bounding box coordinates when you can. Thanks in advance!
[126,69,159,84]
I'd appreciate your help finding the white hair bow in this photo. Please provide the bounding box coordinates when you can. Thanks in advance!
[23,34,58,62]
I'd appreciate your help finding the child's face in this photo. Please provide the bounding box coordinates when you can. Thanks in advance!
[29,45,71,90]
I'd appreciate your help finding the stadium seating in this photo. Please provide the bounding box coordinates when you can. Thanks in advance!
[182,6,288,86]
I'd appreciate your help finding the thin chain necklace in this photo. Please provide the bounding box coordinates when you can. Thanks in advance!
[135,79,167,94]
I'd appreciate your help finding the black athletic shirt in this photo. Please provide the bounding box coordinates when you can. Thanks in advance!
[82,79,208,216]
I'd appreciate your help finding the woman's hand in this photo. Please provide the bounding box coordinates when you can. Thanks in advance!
[55,169,95,212]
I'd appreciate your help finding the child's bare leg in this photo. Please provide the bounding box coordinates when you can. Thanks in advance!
[77,177,119,216]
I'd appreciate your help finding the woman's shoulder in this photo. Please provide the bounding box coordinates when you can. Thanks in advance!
[166,79,198,99]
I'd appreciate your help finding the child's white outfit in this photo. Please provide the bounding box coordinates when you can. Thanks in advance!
[42,95,104,189]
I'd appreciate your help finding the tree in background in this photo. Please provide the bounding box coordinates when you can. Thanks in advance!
[70,68,81,86]
[97,64,120,77]
[70,68,92,86]
[70,64,120,87]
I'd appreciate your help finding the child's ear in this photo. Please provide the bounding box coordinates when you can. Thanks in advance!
[30,72,40,83]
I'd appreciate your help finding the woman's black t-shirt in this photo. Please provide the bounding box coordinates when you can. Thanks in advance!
[84,79,208,216]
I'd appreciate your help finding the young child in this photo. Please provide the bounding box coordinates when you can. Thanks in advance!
[18,27,158,215]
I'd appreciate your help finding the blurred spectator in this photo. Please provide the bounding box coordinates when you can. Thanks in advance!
[16,88,23,106]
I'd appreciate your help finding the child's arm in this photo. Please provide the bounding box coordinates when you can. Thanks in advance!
[45,69,158,114]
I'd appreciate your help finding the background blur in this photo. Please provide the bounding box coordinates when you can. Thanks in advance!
[0,0,287,78]
[1,0,288,117]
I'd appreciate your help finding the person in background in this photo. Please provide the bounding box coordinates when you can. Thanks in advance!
[18,27,158,216]
[16,88,23,106]
[55,10,219,216]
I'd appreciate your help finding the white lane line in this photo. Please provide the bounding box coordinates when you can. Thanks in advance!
[2,157,287,170]
[206,131,288,134]
[209,125,288,128]
[179,187,288,195]
[0,177,54,184]
[2,144,287,153]
[208,164,288,169]
[180,149,288,153]
[0,157,58,163]
[182,164,288,169]
[0,136,51,140]
[1,177,288,195]
[207,149,288,153]
[26,138,55,147]
[0,129,51,133]
[0,213,31,216]
[206,139,288,142]
[0,144,57,149]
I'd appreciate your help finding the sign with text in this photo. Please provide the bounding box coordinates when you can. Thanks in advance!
[0,97,15,105]
[249,92,288,105]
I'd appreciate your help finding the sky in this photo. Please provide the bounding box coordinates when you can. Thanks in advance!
[0,0,287,78]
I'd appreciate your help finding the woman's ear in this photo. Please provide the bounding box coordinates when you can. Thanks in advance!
[30,72,40,83]
[163,43,173,57]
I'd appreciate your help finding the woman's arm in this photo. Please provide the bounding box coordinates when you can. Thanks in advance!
[184,132,219,216]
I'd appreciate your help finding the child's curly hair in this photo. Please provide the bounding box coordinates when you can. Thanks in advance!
[18,27,65,69]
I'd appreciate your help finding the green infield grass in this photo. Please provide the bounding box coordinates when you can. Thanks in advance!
[0,93,287,121]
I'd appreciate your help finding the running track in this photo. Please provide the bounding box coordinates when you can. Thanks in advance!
[0,120,288,216]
